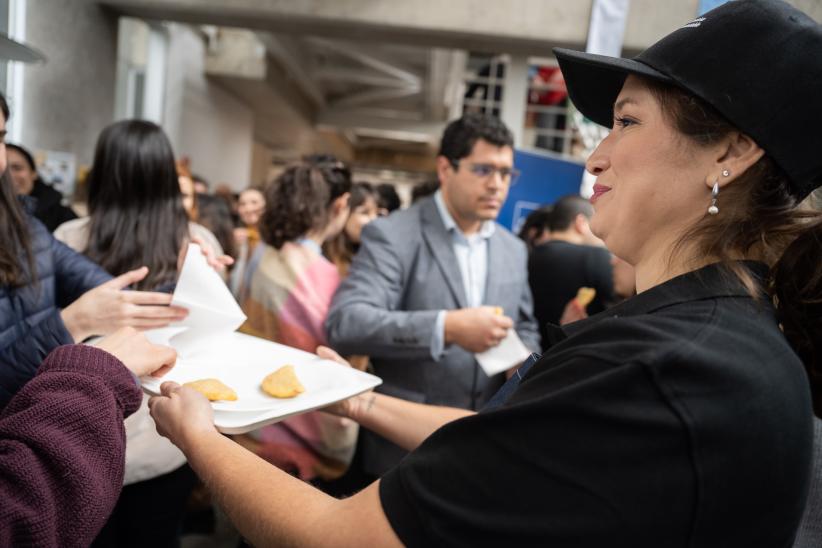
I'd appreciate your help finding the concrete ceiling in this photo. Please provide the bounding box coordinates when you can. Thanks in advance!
[100,0,822,169]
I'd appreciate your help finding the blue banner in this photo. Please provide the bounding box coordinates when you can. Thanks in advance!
[497,149,586,233]
[699,0,730,15]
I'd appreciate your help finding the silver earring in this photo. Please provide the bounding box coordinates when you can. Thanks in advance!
[722,169,730,177]
[708,182,719,215]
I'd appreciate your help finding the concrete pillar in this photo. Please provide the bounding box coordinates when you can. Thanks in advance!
[500,54,528,147]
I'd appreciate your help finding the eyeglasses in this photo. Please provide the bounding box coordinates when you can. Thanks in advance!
[450,160,521,185]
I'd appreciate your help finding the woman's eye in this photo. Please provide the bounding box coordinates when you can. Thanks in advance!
[614,116,637,128]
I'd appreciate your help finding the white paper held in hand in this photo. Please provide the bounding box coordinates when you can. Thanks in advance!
[475,329,531,376]
[169,243,246,355]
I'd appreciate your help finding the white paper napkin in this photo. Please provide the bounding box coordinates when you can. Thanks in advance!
[169,243,246,355]
[475,329,531,376]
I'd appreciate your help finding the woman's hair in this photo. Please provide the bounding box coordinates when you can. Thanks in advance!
[6,143,37,172]
[177,160,198,221]
[0,93,36,287]
[196,193,237,259]
[644,77,822,414]
[260,159,351,250]
[324,182,377,272]
[85,120,189,290]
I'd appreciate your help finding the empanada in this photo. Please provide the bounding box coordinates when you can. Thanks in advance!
[261,365,305,399]
[184,378,238,401]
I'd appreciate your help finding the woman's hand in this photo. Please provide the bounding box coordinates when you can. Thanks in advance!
[61,267,189,342]
[149,381,217,453]
[316,346,375,420]
[187,237,235,274]
[94,326,177,377]
[559,298,588,326]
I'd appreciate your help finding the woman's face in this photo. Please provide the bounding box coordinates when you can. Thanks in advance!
[585,76,717,267]
[179,175,196,217]
[344,195,379,244]
[8,148,36,196]
[238,189,265,227]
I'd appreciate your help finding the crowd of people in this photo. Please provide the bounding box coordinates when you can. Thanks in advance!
[1,0,821,546]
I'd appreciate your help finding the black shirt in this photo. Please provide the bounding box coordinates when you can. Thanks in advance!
[379,262,813,547]
[528,240,615,347]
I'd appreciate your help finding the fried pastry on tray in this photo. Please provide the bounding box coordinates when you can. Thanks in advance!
[261,365,305,399]
[184,378,238,401]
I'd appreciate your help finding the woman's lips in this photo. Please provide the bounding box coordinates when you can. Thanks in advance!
[590,184,611,204]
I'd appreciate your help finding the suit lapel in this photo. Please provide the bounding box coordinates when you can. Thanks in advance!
[420,198,468,309]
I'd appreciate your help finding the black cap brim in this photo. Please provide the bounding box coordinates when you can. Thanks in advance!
[553,48,674,128]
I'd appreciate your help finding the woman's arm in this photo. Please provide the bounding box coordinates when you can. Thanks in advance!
[341,390,474,451]
[150,384,402,547]
[317,346,475,451]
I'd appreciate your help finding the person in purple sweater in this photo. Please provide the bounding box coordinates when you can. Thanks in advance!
[0,327,176,547]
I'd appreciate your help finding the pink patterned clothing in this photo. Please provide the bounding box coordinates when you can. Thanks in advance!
[241,241,358,480]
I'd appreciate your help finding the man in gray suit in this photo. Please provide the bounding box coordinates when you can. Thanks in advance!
[326,113,540,477]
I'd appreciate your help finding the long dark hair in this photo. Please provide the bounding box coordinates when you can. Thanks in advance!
[644,78,822,415]
[196,193,237,259]
[0,93,36,287]
[260,158,351,250]
[85,120,189,290]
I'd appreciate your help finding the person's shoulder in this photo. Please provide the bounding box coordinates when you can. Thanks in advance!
[31,179,63,205]
[54,216,89,234]
[362,202,426,243]
[54,217,90,251]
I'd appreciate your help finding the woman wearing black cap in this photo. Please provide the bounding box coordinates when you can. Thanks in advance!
[148,1,821,546]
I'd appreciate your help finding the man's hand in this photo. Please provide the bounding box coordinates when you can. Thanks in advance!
[149,381,217,453]
[94,326,177,377]
[61,267,189,342]
[559,298,588,326]
[444,306,514,353]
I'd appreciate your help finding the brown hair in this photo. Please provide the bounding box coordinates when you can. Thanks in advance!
[0,93,36,288]
[643,77,822,414]
[259,161,351,250]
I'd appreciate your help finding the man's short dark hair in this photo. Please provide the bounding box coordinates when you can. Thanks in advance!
[438,113,514,162]
[549,195,594,232]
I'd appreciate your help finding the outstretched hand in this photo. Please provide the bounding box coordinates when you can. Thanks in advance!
[186,237,234,274]
[94,326,177,378]
[61,267,189,342]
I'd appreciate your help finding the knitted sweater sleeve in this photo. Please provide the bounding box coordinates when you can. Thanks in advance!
[0,344,142,548]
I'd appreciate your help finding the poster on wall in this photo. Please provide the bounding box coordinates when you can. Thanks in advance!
[35,150,77,199]
[496,148,586,233]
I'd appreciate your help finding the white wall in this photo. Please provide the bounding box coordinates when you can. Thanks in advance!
[164,24,253,191]
[18,0,118,170]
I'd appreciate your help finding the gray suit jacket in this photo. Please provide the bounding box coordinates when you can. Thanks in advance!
[326,195,540,475]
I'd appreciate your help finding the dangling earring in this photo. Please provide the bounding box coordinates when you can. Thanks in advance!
[708,182,719,215]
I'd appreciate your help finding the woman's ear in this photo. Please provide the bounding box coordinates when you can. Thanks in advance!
[333,192,351,216]
[705,132,765,189]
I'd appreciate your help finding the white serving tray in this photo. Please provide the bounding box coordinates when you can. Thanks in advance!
[141,329,381,434]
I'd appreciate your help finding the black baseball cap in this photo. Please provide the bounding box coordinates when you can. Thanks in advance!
[554,0,822,201]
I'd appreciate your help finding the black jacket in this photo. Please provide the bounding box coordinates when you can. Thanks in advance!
[30,179,77,232]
